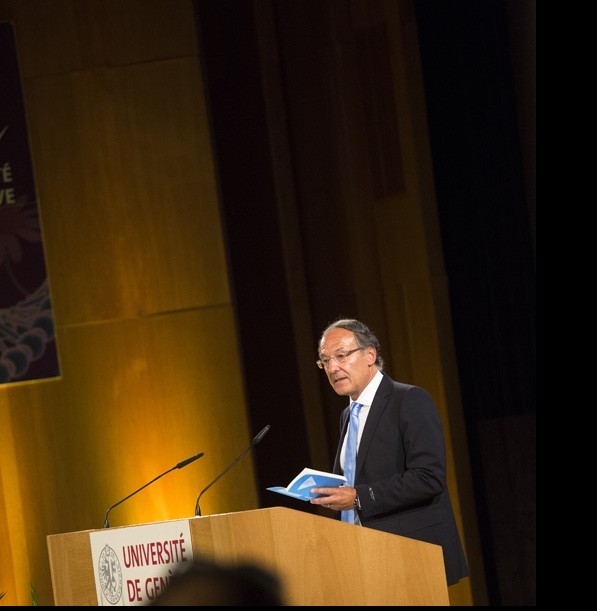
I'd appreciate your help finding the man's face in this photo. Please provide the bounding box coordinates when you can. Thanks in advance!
[319,328,377,400]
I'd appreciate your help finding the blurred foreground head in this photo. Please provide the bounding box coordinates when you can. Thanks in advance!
[148,558,285,606]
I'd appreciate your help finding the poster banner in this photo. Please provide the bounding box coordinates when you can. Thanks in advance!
[0,21,60,385]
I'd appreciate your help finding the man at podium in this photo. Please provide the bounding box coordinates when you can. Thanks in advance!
[310,318,469,587]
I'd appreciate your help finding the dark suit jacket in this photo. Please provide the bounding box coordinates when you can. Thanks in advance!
[332,373,469,586]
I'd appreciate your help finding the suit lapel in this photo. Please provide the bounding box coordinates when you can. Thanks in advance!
[356,373,391,476]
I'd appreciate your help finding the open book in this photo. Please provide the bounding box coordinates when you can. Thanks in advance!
[267,467,346,501]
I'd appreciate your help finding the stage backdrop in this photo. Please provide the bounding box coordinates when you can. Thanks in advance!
[0,21,60,385]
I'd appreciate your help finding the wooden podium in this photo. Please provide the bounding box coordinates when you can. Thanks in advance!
[47,506,449,605]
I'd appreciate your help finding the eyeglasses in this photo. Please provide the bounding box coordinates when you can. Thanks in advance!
[316,347,363,370]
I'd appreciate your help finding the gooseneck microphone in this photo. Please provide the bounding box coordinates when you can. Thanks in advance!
[194,425,271,517]
[103,451,204,528]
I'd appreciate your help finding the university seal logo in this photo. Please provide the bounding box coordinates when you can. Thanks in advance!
[98,544,122,605]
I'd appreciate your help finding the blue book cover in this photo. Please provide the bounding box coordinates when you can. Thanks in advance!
[267,468,347,501]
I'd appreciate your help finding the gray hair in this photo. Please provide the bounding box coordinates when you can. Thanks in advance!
[319,318,384,371]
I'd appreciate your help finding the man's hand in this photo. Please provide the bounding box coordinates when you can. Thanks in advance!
[309,486,357,511]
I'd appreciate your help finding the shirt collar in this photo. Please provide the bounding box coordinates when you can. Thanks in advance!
[351,369,383,408]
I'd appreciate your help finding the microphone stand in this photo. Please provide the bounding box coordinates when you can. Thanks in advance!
[194,425,270,517]
[104,452,204,528]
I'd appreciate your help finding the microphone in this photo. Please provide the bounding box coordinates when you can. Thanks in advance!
[194,425,270,517]
[103,451,204,528]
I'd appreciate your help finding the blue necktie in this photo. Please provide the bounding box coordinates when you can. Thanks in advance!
[341,401,362,524]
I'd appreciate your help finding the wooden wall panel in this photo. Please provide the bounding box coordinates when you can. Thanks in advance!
[8,308,254,528]
[5,0,198,77]
[24,57,228,324]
